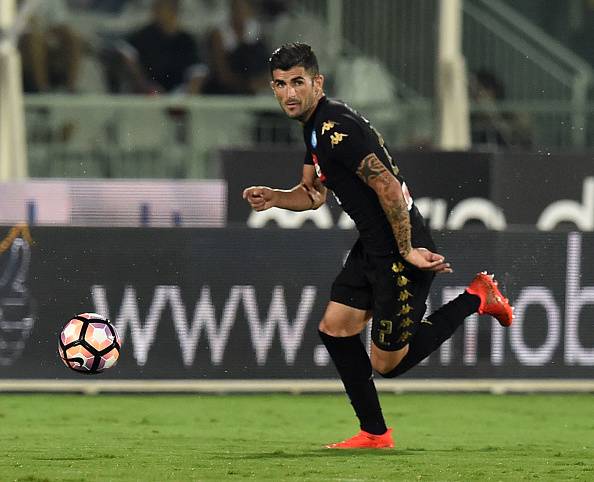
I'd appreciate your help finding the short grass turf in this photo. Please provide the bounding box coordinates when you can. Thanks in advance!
[0,393,592,481]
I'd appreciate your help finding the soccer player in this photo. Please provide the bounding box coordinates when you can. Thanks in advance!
[243,43,513,449]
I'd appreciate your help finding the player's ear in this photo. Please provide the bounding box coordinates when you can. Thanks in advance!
[314,74,324,94]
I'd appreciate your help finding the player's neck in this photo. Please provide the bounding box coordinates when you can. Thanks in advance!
[300,93,325,125]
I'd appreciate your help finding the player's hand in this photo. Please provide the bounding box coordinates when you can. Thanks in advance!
[242,186,277,211]
[404,247,452,273]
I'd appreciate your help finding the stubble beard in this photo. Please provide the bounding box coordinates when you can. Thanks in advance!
[287,97,316,123]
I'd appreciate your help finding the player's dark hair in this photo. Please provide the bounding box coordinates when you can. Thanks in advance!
[269,43,319,77]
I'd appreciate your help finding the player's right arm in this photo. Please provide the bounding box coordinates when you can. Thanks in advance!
[243,164,327,212]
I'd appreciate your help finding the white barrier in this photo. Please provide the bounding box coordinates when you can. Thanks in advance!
[0,379,593,395]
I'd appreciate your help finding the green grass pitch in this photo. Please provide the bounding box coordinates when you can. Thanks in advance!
[0,393,592,481]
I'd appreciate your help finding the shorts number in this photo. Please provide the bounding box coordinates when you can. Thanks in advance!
[378,319,393,344]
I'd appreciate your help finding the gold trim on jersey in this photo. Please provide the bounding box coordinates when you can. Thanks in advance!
[330,132,348,147]
[400,317,414,328]
[397,275,409,287]
[321,121,337,135]
[399,289,413,301]
[392,261,405,273]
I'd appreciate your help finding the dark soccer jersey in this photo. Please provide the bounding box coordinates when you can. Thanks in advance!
[303,96,420,255]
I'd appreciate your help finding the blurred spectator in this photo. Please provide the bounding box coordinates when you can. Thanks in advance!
[69,0,130,14]
[470,69,533,150]
[202,0,269,95]
[19,0,83,93]
[104,0,207,94]
[69,0,132,14]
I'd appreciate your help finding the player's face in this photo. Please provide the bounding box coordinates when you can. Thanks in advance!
[271,67,324,122]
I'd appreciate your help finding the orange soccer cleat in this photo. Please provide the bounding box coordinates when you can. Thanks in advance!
[466,272,514,327]
[325,428,394,449]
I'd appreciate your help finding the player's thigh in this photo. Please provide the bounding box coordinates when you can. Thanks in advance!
[324,240,373,337]
[370,266,431,374]
[369,259,434,372]
[318,301,371,337]
[330,240,372,312]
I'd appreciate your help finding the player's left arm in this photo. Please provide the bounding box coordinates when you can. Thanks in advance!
[356,153,451,272]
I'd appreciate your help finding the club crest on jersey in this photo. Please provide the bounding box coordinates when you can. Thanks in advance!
[330,132,348,147]
[310,130,317,148]
[321,120,337,135]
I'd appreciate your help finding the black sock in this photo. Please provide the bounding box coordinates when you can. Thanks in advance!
[383,291,480,378]
[318,330,387,435]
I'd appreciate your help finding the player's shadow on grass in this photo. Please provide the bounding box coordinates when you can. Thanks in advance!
[211,449,420,460]
[210,446,502,460]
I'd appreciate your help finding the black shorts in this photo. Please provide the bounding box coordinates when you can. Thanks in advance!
[330,239,435,351]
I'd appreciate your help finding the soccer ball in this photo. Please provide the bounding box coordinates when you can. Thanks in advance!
[58,313,121,374]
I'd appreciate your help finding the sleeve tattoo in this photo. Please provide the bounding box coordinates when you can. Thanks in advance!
[356,153,412,257]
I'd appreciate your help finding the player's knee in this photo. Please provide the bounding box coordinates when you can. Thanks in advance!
[371,360,393,376]
[372,357,403,378]
[370,344,409,377]
[375,364,402,379]
[318,318,335,336]
[370,353,397,377]
[318,318,346,338]
[318,318,362,337]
